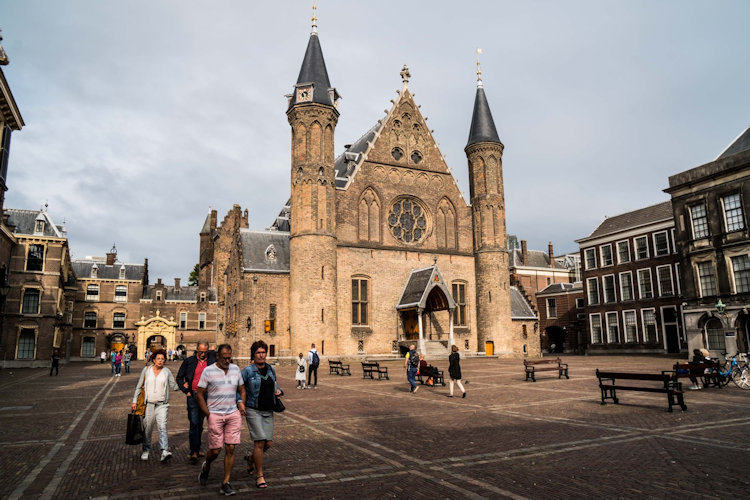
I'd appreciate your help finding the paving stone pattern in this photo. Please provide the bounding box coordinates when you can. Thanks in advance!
[1,355,749,499]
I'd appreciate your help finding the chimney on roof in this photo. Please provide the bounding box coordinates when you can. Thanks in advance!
[521,240,527,264]
[106,244,117,265]
[174,278,181,290]
[548,242,554,268]
[157,278,162,285]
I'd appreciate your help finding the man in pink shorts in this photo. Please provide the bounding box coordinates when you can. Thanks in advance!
[196,344,246,496]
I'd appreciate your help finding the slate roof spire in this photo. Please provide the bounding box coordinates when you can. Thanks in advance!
[289,3,339,108]
[466,49,502,147]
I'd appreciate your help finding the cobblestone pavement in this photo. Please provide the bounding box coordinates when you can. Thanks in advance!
[1,355,749,499]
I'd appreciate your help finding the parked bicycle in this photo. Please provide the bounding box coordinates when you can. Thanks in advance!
[715,352,750,390]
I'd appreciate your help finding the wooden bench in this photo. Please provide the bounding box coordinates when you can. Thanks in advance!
[361,362,389,380]
[596,369,686,412]
[668,361,721,389]
[328,359,351,376]
[524,358,569,382]
[416,366,446,386]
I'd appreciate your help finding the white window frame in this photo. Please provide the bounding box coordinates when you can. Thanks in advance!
[721,193,745,233]
[616,240,630,264]
[653,230,670,256]
[546,298,557,319]
[602,274,616,303]
[675,263,681,295]
[21,286,42,315]
[656,265,674,296]
[599,244,613,267]
[81,336,96,357]
[689,203,709,239]
[634,236,649,260]
[696,260,717,297]
[730,253,750,294]
[180,311,187,329]
[584,248,597,270]
[586,277,599,305]
[199,312,206,330]
[637,268,653,299]
[112,312,126,329]
[114,285,127,302]
[622,310,638,343]
[606,311,619,344]
[590,313,602,344]
[86,284,99,301]
[641,308,657,343]
[619,271,634,301]
[84,311,97,329]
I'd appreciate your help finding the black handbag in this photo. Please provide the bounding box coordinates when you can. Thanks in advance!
[273,396,285,413]
[126,412,144,445]
[298,365,305,373]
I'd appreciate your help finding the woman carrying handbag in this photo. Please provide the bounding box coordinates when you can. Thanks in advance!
[295,352,307,389]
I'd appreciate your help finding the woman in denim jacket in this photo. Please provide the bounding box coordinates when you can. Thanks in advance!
[241,340,282,489]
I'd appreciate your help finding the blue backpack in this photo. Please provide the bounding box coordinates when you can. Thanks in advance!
[311,351,320,367]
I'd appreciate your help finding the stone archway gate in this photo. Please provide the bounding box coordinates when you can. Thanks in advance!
[135,311,177,358]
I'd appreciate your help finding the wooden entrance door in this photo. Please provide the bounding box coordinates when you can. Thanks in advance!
[485,341,494,356]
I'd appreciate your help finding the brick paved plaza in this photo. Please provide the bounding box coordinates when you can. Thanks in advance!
[1,355,749,499]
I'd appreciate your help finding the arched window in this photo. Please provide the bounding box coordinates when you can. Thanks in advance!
[451,282,467,326]
[704,317,725,350]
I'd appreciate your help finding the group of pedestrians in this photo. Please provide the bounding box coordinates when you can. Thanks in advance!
[101,349,131,376]
[132,340,282,494]
[294,343,320,389]
[405,343,466,397]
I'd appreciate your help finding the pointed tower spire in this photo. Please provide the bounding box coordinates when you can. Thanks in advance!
[289,3,339,108]
[467,49,501,147]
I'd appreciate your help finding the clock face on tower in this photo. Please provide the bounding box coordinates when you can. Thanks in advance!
[296,86,313,103]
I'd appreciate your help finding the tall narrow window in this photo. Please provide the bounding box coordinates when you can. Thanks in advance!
[17,329,36,359]
[723,193,745,232]
[642,309,657,343]
[653,231,669,256]
[602,275,616,303]
[86,284,99,301]
[546,298,557,318]
[590,314,602,344]
[586,278,599,305]
[22,288,41,314]
[584,248,596,270]
[617,240,630,264]
[634,236,649,260]
[637,269,653,299]
[199,312,206,330]
[623,311,637,342]
[732,255,750,293]
[352,279,368,325]
[84,311,97,328]
[452,282,466,326]
[113,312,125,329]
[656,265,674,296]
[690,204,709,239]
[705,317,724,350]
[606,312,619,344]
[600,244,613,267]
[180,312,187,329]
[697,261,717,297]
[619,272,634,301]
[82,337,95,357]
[26,244,44,271]
[115,285,127,302]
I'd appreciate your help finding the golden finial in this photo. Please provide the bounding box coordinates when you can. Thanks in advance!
[476,48,483,88]
[311,2,318,34]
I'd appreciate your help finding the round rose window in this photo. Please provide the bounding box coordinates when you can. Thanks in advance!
[387,197,428,244]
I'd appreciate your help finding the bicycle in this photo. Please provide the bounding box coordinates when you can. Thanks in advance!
[715,352,750,390]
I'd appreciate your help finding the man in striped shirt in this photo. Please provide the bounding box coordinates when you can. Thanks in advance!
[197,344,246,496]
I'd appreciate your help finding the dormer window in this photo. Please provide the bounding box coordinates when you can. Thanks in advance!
[119,266,126,279]
[34,219,45,234]
[156,290,162,301]
[91,264,98,278]
[265,245,277,262]
[200,292,207,303]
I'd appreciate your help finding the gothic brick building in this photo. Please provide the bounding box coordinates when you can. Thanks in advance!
[200,25,538,361]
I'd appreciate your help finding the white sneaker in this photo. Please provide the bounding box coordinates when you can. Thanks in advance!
[413,386,419,393]
[160,450,172,462]
[141,451,149,461]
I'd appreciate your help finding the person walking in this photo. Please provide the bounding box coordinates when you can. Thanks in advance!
[176,341,217,463]
[242,340,283,489]
[49,349,60,376]
[448,345,466,398]
[114,351,123,377]
[197,344,246,496]
[100,350,107,364]
[131,349,179,461]
[306,343,319,389]
[111,350,117,374]
[405,344,419,393]
[124,351,132,374]
[295,352,307,389]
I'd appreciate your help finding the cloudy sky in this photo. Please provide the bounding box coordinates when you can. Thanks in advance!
[3,1,749,282]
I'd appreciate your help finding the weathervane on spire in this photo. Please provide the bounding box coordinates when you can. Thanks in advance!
[400,64,410,89]
[311,2,318,34]
[476,48,483,88]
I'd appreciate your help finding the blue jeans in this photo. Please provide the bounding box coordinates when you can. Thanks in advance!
[187,393,206,454]
[407,368,417,391]
[115,363,121,375]
[143,402,169,452]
